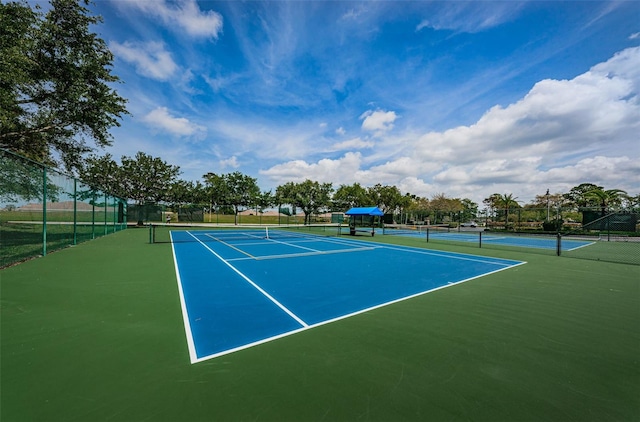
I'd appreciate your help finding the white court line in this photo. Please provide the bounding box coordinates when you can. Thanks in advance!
[375,243,521,267]
[265,236,321,253]
[565,241,596,251]
[204,234,256,259]
[170,232,199,363]
[227,246,378,262]
[186,231,309,329]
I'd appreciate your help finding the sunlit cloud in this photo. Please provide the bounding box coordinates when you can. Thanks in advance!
[110,41,178,81]
[122,0,223,39]
[142,107,206,137]
[331,137,374,151]
[360,110,397,134]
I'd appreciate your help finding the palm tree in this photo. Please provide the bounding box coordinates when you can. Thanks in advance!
[496,193,520,230]
[584,188,628,216]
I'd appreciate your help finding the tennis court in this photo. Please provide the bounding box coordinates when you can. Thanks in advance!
[384,226,594,251]
[171,228,524,362]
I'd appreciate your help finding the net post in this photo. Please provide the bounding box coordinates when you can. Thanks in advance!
[556,233,561,256]
[479,231,482,248]
[149,224,153,244]
[426,227,429,242]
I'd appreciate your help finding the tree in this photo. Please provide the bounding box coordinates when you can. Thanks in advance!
[1,149,44,203]
[276,180,333,225]
[483,193,502,219]
[80,153,124,198]
[367,184,404,215]
[202,172,261,224]
[430,193,463,224]
[495,193,520,229]
[584,188,628,216]
[0,0,128,171]
[332,183,369,211]
[460,198,478,223]
[405,196,431,224]
[563,183,602,209]
[119,152,180,225]
[222,172,261,225]
[256,190,274,214]
[166,180,197,209]
[202,172,229,215]
[624,193,640,212]
[165,179,207,222]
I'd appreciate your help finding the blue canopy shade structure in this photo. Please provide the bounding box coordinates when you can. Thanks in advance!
[345,207,384,216]
[345,207,384,236]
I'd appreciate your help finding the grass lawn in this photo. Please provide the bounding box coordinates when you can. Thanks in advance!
[1,227,639,421]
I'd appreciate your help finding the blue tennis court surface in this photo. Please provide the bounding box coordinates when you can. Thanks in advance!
[384,228,594,251]
[170,228,525,363]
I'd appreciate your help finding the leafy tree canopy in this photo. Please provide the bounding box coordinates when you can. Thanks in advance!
[0,0,128,172]
[332,183,369,211]
[563,183,602,208]
[202,171,261,224]
[366,184,406,214]
[276,180,333,225]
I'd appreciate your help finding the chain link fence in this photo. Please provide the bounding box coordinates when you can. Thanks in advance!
[1,149,127,268]
[126,204,327,225]
[387,208,639,266]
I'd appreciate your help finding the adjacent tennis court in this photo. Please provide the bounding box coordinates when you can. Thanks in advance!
[383,226,594,251]
[171,228,524,362]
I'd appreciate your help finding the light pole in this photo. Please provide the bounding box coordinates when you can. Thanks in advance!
[546,189,550,222]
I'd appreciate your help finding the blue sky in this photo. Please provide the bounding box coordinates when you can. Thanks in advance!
[89,0,639,204]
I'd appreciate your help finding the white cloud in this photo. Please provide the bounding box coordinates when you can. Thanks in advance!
[142,107,206,137]
[260,152,363,185]
[335,127,346,136]
[414,47,640,168]
[630,32,640,40]
[125,0,223,39]
[220,156,240,169]
[332,137,374,151]
[110,41,178,81]
[360,109,398,134]
[543,156,640,185]
[396,177,436,198]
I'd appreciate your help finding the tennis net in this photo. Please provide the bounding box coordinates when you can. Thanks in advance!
[382,224,429,236]
[149,223,344,244]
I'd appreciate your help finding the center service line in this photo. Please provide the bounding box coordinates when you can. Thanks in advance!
[186,231,309,328]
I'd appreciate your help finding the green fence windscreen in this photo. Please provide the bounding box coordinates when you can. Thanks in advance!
[0,149,127,268]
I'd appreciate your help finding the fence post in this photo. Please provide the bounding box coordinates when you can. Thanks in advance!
[42,166,47,256]
[104,192,108,236]
[92,192,96,239]
[73,179,77,245]
[426,227,430,243]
